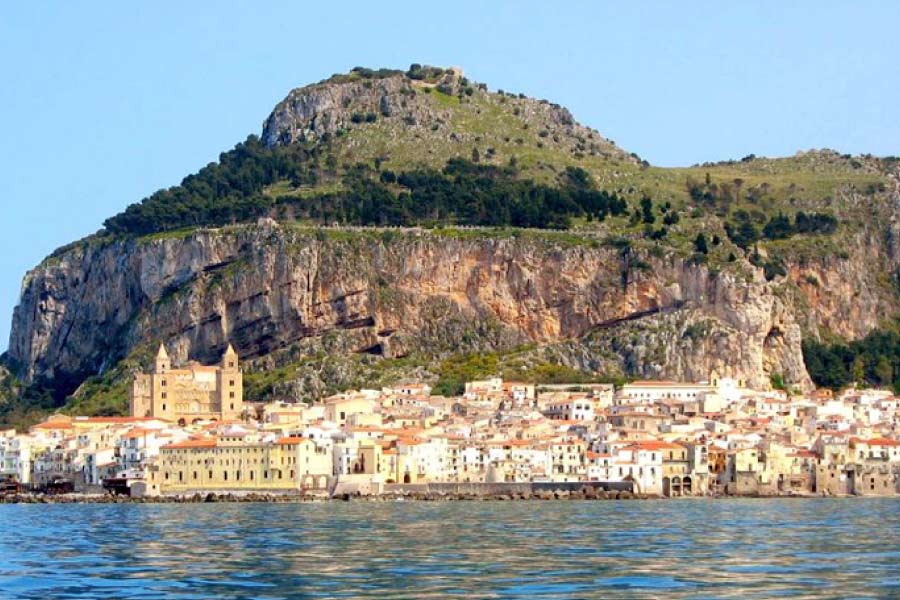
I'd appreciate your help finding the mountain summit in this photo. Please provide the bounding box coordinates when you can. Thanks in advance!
[2,65,900,425]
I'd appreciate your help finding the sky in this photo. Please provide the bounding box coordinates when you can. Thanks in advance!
[1,1,899,351]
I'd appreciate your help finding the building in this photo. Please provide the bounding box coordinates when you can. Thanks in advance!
[619,381,714,403]
[130,343,244,425]
[544,397,595,422]
[148,434,331,495]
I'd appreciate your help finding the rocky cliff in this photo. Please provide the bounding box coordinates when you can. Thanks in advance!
[5,66,900,412]
[17,218,892,395]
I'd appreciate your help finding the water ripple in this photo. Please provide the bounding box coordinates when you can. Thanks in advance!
[0,498,898,599]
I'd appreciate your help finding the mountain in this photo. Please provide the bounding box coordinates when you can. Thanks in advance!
[3,64,900,426]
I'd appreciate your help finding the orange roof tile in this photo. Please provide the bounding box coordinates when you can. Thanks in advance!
[33,422,74,430]
[123,428,155,439]
[275,437,307,445]
[625,440,685,451]
[865,438,900,447]
[80,417,161,424]
[163,438,217,449]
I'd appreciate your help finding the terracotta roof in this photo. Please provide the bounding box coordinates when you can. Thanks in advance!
[864,438,900,447]
[123,428,155,439]
[501,439,534,447]
[792,450,818,458]
[625,440,685,451]
[586,451,611,460]
[275,437,307,445]
[33,422,74,430]
[80,417,166,425]
[162,438,217,449]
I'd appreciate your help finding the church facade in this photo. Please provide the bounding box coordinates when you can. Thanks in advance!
[130,344,244,424]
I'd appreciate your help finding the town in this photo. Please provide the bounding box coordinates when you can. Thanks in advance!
[2,343,899,500]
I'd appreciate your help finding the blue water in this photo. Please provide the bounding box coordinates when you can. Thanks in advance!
[1,498,899,599]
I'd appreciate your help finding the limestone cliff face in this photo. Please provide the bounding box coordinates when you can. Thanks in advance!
[14,221,883,394]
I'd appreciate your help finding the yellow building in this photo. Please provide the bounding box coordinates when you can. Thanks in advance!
[130,343,244,425]
[150,435,331,494]
[324,395,377,426]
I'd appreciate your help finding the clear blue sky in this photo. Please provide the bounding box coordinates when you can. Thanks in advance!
[2,2,899,351]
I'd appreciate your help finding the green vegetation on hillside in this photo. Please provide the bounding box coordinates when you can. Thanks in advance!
[100,66,889,258]
[103,136,629,233]
[430,348,623,396]
[104,136,319,235]
[725,209,838,250]
[803,328,900,392]
[0,365,56,430]
[277,160,628,229]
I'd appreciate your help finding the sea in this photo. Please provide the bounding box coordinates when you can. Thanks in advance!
[0,498,898,599]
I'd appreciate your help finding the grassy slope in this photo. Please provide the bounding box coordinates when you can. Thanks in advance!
[263,78,887,251]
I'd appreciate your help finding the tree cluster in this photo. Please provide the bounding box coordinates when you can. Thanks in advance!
[762,211,838,240]
[803,329,900,392]
[103,136,318,235]
[282,159,628,229]
[102,139,628,235]
[725,210,838,249]
[405,64,447,82]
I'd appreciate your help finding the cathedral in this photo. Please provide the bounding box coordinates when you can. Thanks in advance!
[130,343,244,424]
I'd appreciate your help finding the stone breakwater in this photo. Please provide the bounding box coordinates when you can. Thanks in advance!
[1,487,654,504]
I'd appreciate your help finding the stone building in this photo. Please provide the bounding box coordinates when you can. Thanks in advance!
[142,435,332,496]
[130,344,244,424]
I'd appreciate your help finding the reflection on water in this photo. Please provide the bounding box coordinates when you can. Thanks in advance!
[1,498,899,599]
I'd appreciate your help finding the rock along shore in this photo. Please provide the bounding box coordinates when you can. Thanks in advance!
[1,487,664,504]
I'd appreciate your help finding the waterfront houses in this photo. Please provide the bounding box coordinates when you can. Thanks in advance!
[3,369,900,498]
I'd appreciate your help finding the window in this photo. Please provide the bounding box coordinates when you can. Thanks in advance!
[161,392,167,399]
[229,361,235,368]
[161,380,167,387]
[229,392,235,399]
[193,471,197,480]
[229,380,235,386]
[162,404,167,411]
[230,403,234,410]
